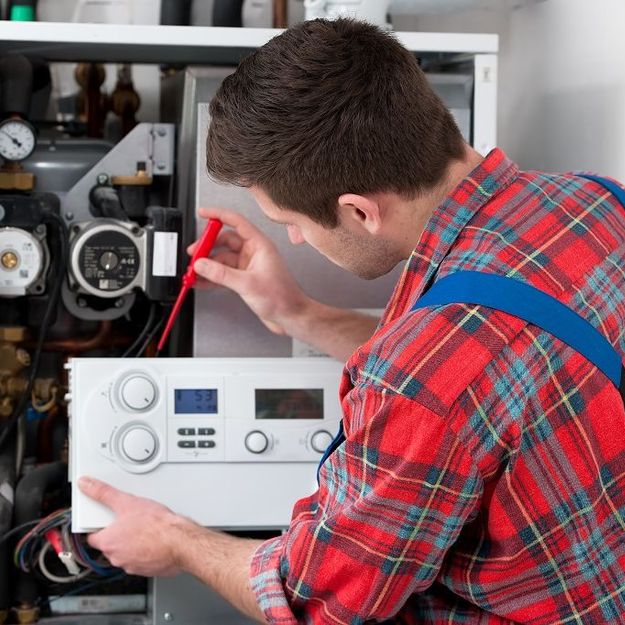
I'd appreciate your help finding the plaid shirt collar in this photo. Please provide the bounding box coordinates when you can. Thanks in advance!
[383,148,520,323]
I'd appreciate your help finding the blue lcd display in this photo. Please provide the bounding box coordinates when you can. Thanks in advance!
[174,389,218,414]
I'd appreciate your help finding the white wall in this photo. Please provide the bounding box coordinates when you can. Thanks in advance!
[501,0,625,179]
[397,0,625,180]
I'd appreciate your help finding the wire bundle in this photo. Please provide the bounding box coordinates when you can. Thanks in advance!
[12,509,119,584]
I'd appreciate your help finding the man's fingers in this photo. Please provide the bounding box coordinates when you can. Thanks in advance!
[188,230,244,256]
[194,258,248,294]
[78,476,127,513]
[216,230,244,252]
[211,250,240,269]
[86,529,103,550]
[197,207,263,241]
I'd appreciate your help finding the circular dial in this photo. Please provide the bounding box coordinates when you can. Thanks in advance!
[0,119,36,161]
[310,430,333,454]
[73,226,141,298]
[0,227,44,295]
[245,430,269,454]
[120,426,157,463]
[119,375,157,411]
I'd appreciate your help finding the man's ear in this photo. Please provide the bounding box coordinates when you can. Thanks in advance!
[337,193,383,234]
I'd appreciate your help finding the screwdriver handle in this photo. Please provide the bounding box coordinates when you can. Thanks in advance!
[183,218,223,288]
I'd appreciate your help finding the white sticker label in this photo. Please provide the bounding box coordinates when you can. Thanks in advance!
[152,232,178,277]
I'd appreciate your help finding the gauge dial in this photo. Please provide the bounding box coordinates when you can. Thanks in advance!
[0,119,36,162]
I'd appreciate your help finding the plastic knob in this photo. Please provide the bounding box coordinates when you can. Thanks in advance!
[120,375,156,411]
[121,427,157,463]
[245,430,269,454]
[310,430,333,454]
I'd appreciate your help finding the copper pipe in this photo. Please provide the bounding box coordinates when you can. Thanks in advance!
[273,0,287,28]
[28,320,115,353]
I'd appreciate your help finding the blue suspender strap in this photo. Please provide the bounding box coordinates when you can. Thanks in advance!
[411,271,625,397]
[317,175,625,480]
[578,173,625,209]
[317,421,345,484]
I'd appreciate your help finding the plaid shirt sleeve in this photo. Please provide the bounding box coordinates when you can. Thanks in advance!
[250,386,483,624]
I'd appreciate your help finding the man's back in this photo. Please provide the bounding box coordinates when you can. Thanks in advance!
[338,148,625,623]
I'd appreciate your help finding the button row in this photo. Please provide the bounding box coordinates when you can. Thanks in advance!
[177,428,215,436]
[178,440,216,449]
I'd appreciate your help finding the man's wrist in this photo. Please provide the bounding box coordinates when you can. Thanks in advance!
[278,293,317,339]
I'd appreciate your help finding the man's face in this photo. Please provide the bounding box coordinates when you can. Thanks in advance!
[250,186,401,280]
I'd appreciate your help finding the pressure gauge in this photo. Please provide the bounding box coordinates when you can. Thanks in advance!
[0,118,36,162]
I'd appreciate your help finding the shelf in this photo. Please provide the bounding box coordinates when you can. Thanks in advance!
[0,21,498,65]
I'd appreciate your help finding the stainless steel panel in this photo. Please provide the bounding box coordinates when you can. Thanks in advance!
[150,575,256,625]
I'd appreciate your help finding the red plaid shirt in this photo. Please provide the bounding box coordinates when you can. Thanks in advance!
[250,148,625,624]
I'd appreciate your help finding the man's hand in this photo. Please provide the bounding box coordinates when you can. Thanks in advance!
[78,476,268,623]
[190,206,379,361]
[189,207,309,336]
[78,476,188,577]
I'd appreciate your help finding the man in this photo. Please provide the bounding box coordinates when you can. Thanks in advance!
[79,18,625,624]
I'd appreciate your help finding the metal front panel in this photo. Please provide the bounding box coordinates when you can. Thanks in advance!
[150,575,256,625]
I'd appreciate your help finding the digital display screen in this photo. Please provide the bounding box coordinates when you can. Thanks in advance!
[174,389,218,414]
[255,389,323,420]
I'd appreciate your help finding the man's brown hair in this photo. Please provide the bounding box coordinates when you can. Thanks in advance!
[207,18,465,227]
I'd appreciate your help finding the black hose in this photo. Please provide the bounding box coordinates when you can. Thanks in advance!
[0,440,16,611]
[0,212,68,451]
[89,185,128,221]
[160,0,192,25]
[0,54,33,117]
[212,0,244,27]
[14,461,67,606]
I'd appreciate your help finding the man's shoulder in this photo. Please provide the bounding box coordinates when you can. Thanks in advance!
[348,302,526,416]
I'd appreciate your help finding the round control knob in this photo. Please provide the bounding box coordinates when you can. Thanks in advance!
[245,430,269,454]
[120,427,157,463]
[120,375,157,411]
[310,430,333,454]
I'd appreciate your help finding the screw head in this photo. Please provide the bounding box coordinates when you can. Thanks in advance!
[1,251,18,270]
[97,173,109,185]
[163,613,174,622]
[77,297,87,308]
[114,298,124,308]
[65,212,74,221]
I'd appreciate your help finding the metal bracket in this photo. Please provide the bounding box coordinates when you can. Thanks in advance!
[62,123,175,225]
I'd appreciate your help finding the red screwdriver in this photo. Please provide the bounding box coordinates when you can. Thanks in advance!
[156,218,223,354]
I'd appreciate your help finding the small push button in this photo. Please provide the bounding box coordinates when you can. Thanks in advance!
[198,428,215,436]
[198,440,216,449]
[177,428,196,436]
[178,440,196,448]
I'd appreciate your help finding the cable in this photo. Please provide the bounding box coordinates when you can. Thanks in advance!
[47,572,126,604]
[11,507,120,581]
[136,315,166,357]
[0,519,41,547]
[121,302,158,358]
[0,211,69,451]
[38,541,90,584]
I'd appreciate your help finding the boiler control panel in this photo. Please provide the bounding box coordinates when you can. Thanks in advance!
[67,357,344,531]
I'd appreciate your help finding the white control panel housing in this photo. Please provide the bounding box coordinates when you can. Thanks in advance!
[68,358,344,531]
